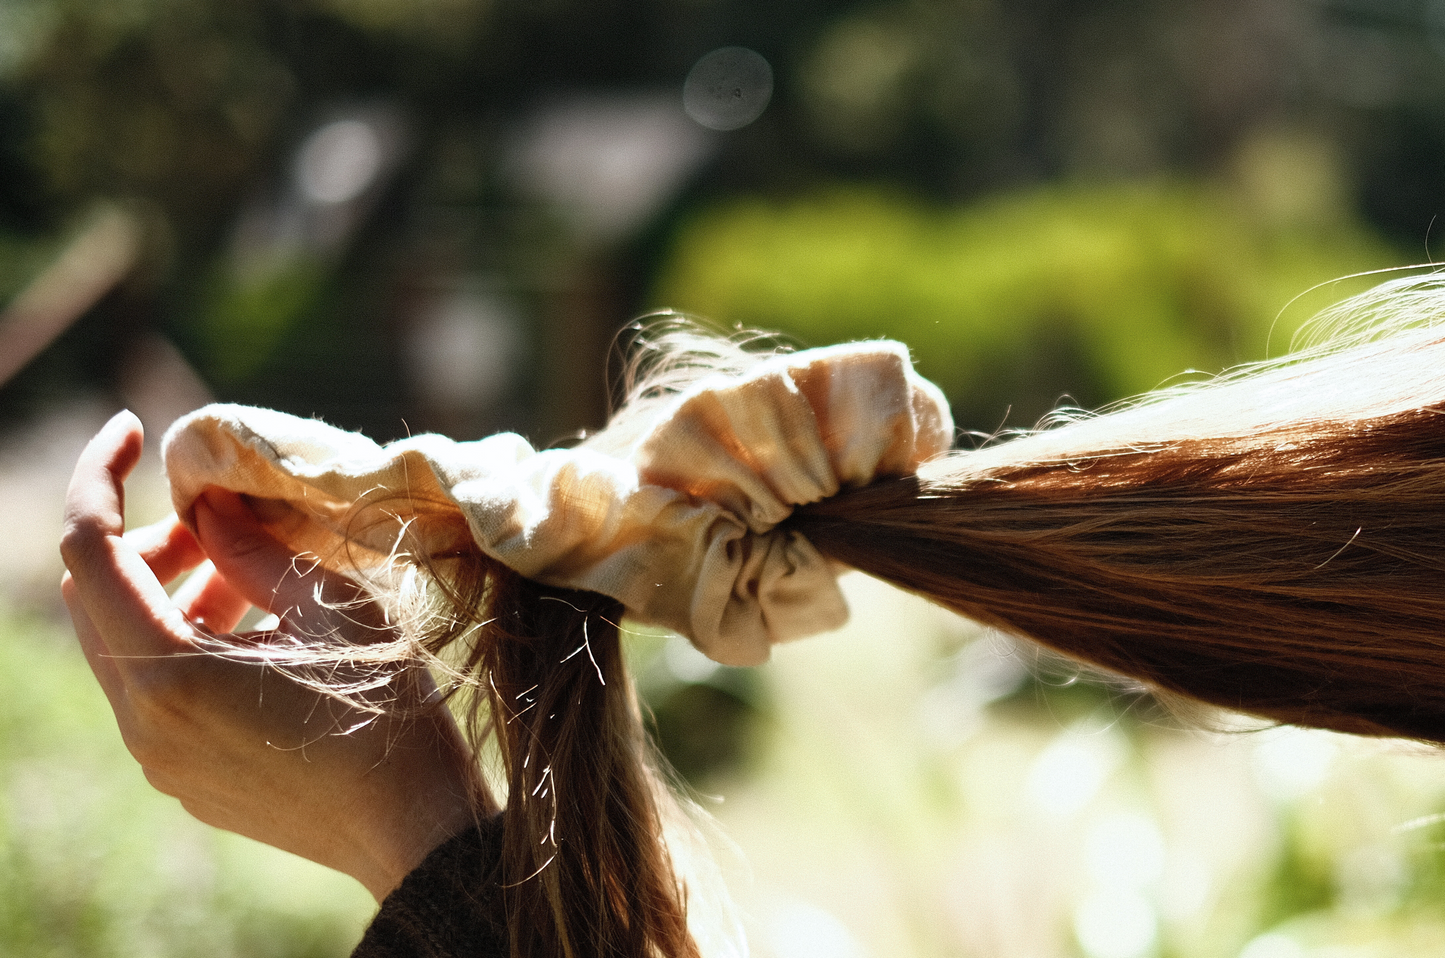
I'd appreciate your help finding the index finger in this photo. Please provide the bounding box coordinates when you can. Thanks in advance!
[60,411,200,659]
[61,410,143,553]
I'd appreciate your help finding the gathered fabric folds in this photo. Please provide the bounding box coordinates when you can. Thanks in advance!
[162,341,953,665]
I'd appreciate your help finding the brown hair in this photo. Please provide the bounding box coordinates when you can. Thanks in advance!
[477,568,698,958]
[784,276,1445,744]
[282,320,772,958]
[342,533,705,958]
[794,406,1445,742]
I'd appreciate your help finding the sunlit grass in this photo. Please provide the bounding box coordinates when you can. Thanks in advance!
[704,575,1445,958]
[0,609,375,958]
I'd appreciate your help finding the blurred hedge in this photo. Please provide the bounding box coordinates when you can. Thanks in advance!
[653,181,1403,428]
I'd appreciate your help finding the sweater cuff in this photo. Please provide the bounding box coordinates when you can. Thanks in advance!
[350,817,507,958]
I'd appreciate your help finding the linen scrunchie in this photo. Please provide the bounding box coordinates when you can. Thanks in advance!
[162,341,953,666]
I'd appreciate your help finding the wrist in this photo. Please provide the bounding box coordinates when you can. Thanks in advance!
[362,809,476,902]
[357,746,492,902]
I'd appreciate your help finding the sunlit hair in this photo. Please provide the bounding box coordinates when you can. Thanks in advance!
[219,275,1445,956]
[584,311,784,454]
[794,274,1445,743]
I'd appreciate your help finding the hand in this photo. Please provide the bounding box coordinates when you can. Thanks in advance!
[60,411,489,901]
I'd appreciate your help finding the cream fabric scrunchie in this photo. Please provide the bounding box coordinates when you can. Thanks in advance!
[162,341,953,666]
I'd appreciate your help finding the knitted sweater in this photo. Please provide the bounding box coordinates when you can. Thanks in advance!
[351,818,508,958]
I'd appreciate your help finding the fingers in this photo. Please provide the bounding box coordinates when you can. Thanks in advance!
[196,489,385,642]
[61,412,201,660]
[170,561,254,634]
[61,410,143,561]
[125,515,253,635]
[125,516,206,586]
[194,488,314,613]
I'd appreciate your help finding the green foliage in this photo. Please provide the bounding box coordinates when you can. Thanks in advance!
[1257,817,1337,931]
[0,228,64,300]
[195,257,331,384]
[0,611,373,958]
[653,182,1404,427]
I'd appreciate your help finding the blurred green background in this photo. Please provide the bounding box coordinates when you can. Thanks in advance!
[4,1,1445,956]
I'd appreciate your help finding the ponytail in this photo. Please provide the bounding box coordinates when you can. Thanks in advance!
[794,278,1445,743]
[484,569,698,958]
[428,552,700,958]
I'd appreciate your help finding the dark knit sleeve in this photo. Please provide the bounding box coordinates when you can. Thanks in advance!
[351,817,508,958]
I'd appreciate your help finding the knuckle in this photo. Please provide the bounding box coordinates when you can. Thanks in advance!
[120,703,198,774]
[117,718,166,768]
[58,521,102,570]
[140,764,180,798]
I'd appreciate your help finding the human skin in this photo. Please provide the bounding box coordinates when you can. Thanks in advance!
[59,410,487,901]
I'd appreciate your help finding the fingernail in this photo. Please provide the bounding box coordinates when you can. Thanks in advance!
[105,409,142,434]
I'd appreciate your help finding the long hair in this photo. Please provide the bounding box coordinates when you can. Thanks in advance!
[790,275,1445,743]
[343,524,711,958]
[471,565,700,958]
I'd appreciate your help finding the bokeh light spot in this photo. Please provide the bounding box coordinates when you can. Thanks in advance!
[1073,889,1158,958]
[766,900,867,958]
[295,118,383,205]
[1250,727,1338,802]
[1025,725,1124,818]
[1086,812,1165,889]
[683,47,773,131]
[1238,932,1305,958]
